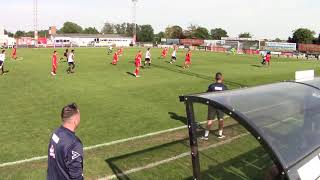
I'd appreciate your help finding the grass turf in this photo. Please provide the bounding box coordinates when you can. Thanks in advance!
[0,47,319,179]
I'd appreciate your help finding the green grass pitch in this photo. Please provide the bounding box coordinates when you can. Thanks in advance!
[0,47,319,179]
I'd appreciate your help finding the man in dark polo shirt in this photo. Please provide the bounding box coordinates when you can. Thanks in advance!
[47,103,83,180]
[202,72,228,140]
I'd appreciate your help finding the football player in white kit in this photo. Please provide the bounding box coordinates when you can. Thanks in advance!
[144,48,152,67]
[67,50,76,74]
[170,47,177,64]
[0,49,6,75]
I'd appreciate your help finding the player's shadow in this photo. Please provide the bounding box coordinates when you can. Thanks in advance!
[126,72,136,77]
[168,112,188,125]
[152,64,247,88]
[251,65,263,68]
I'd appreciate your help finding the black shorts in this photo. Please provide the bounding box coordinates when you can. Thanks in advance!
[145,58,151,62]
[0,61,3,66]
[208,106,224,120]
[68,62,75,66]
[172,56,176,60]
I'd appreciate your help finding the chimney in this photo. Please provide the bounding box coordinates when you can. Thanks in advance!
[49,26,57,35]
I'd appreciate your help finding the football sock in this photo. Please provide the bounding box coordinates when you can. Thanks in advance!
[205,130,210,137]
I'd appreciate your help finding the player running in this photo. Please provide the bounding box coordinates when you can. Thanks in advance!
[111,49,120,65]
[60,49,69,62]
[67,50,76,74]
[201,72,228,140]
[183,49,192,69]
[107,46,113,55]
[160,47,168,59]
[11,45,17,60]
[170,47,177,64]
[144,48,152,67]
[0,50,6,75]
[51,51,58,76]
[133,50,142,78]
[265,51,271,66]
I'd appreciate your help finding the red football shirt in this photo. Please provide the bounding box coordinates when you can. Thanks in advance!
[113,52,119,61]
[185,52,191,61]
[52,54,57,66]
[135,53,142,64]
[266,54,271,61]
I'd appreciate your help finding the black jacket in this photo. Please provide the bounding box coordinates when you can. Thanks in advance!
[47,126,83,180]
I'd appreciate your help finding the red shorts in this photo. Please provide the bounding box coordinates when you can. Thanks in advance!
[135,62,140,67]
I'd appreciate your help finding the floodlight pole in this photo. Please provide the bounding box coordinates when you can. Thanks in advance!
[185,101,201,180]
[33,0,38,47]
[132,0,138,45]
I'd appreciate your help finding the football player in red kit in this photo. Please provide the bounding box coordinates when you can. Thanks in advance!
[111,49,121,65]
[265,52,271,66]
[183,49,192,69]
[119,47,124,56]
[160,47,168,59]
[134,51,142,77]
[51,51,58,76]
[12,45,17,60]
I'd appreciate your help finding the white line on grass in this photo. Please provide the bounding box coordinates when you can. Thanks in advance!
[99,133,249,180]
[0,122,200,168]
[0,100,292,168]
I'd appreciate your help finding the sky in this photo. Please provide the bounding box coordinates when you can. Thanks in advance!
[1,0,319,39]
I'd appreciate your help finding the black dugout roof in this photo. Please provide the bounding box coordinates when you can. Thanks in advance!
[182,78,320,180]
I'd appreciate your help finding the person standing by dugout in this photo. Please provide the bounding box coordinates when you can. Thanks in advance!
[202,72,228,140]
[47,103,84,180]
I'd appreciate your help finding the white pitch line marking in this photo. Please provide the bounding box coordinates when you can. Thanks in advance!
[0,124,190,168]
[0,100,293,168]
[99,133,249,180]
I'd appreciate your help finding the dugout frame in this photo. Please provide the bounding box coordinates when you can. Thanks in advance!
[180,79,320,180]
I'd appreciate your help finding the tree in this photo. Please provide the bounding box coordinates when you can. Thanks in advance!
[25,31,34,37]
[101,22,115,34]
[38,30,49,37]
[137,25,154,42]
[158,31,165,39]
[183,24,198,38]
[4,30,14,37]
[114,23,126,35]
[193,27,210,39]
[165,25,184,39]
[60,22,83,33]
[274,38,282,42]
[154,31,165,44]
[83,27,99,34]
[210,28,228,40]
[239,32,252,38]
[291,28,315,44]
[14,30,26,38]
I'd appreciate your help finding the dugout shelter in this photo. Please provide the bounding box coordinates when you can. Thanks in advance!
[180,78,320,180]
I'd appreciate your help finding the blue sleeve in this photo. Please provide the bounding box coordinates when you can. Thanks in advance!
[66,142,84,180]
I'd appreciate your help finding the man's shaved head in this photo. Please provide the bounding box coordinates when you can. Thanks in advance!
[61,103,79,122]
